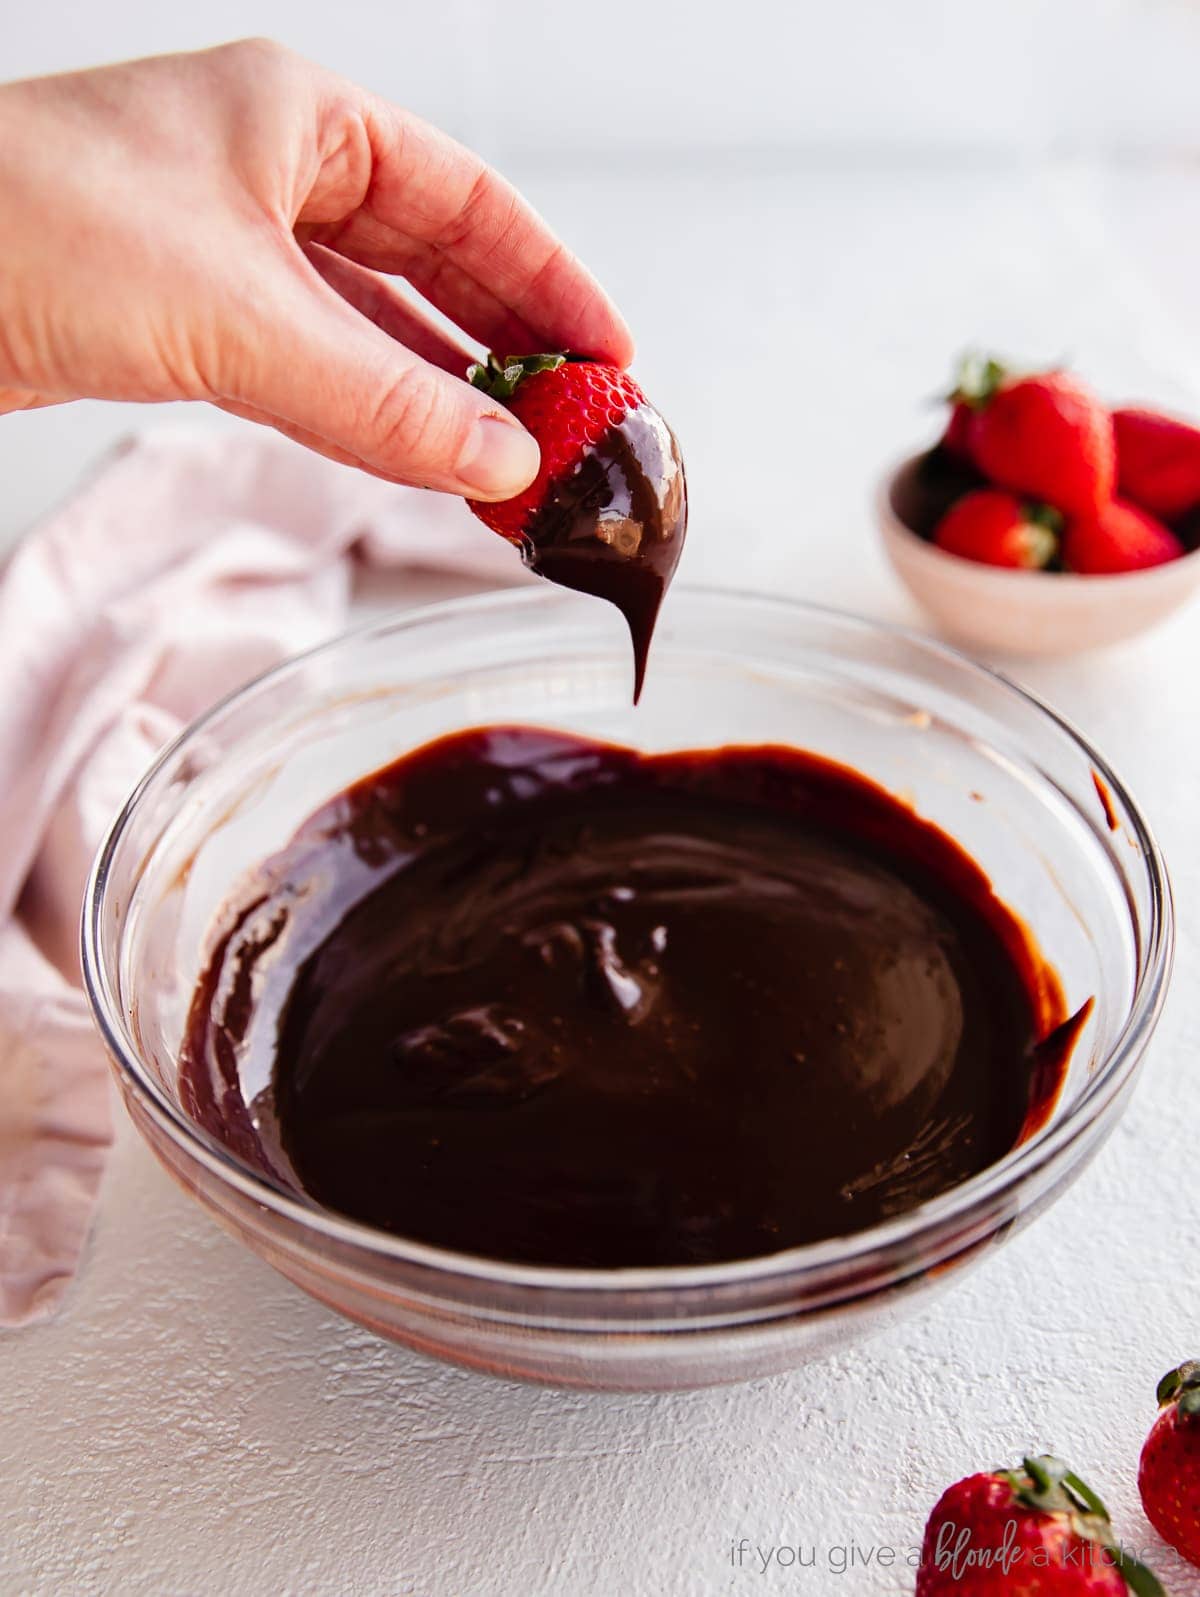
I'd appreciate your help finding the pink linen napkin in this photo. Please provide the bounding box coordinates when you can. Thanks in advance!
[0,426,522,1326]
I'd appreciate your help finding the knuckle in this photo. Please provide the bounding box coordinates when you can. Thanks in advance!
[227,37,290,68]
[213,38,301,97]
[457,167,499,232]
[439,166,517,257]
[526,238,570,301]
[365,364,464,469]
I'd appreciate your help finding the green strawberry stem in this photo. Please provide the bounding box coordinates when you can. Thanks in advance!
[951,351,1008,408]
[1005,1455,1111,1519]
[467,350,591,400]
[1158,1359,1200,1420]
[1023,518,1060,570]
[1122,1557,1170,1597]
[1000,1457,1164,1597]
[1027,503,1065,534]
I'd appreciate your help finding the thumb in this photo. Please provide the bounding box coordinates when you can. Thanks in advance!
[216,258,540,499]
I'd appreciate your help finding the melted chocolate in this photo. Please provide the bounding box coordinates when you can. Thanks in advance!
[520,405,687,702]
[179,728,1083,1269]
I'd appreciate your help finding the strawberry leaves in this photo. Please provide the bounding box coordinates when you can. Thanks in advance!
[950,351,1008,408]
[1158,1359,1200,1421]
[467,351,567,399]
[1000,1457,1165,1597]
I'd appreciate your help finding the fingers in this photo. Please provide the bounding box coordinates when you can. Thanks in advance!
[302,243,473,376]
[214,251,540,499]
[216,398,421,485]
[0,387,61,414]
[305,101,635,366]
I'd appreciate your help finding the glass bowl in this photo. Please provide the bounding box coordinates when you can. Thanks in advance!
[81,588,1172,1391]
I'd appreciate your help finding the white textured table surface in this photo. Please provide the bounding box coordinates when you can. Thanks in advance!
[4,163,1200,1596]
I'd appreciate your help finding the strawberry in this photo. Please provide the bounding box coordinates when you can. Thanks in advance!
[1114,407,1200,520]
[1139,1361,1200,1567]
[933,489,1060,570]
[954,355,1115,517]
[917,1455,1163,1595]
[465,352,652,544]
[463,351,686,703]
[893,446,986,542]
[1062,499,1184,575]
[941,399,975,465]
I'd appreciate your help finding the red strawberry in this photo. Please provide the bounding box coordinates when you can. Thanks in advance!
[1063,499,1184,574]
[1139,1361,1200,1567]
[933,489,1060,570]
[941,400,975,464]
[917,1455,1163,1595]
[465,353,650,543]
[955,355,1115,516]
[463,351,686,703]
[1114,407,1200,520]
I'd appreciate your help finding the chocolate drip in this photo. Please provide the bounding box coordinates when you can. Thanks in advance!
[522,405,687,701]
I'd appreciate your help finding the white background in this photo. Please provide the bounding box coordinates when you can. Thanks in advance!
[7,0,1200,162]
[10,0,1200,555]
[5,5,1200,1595]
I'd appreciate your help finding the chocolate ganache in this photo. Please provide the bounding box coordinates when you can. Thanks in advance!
[465,353,687,702]
[179,727,1084,1269]
[520,401,686,703]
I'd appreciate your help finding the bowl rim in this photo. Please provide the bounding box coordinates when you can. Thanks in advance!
[80,584,1175,1296]
[879,450,1200,587]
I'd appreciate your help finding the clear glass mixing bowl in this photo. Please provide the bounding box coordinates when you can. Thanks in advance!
[81,588,1172,1390]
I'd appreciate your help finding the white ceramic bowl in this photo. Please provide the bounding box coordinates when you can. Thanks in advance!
[880,453,1200,656]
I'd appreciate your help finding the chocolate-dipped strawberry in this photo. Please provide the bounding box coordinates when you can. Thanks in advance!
[465,352,687,702]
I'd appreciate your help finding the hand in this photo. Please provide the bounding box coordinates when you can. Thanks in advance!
[0,40,634,497]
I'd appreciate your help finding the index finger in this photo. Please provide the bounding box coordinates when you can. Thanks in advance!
[305,98,636,366]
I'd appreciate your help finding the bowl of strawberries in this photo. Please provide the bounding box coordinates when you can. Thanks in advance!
[880,354,1200,655]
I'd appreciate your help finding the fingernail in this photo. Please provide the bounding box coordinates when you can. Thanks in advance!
[456,415,540,498]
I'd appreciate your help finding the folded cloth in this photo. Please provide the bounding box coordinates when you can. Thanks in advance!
[0,426,521,1326]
